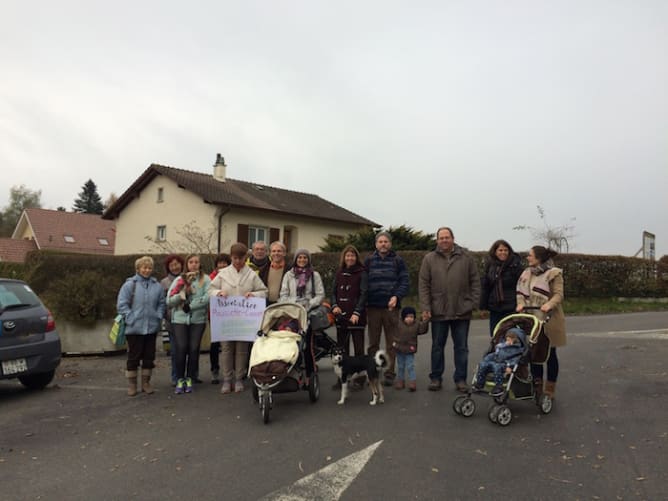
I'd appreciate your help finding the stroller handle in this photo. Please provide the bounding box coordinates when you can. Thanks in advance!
[519,305,551,323]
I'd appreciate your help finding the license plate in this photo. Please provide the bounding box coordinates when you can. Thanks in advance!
[2,358,28,375]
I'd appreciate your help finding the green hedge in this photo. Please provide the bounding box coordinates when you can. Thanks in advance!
[10,250,668,324]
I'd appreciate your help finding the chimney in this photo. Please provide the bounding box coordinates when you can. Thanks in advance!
[213,153,227,182]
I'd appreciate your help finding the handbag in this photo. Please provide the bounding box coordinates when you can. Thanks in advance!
[109,280,136,347]
[109,314,126,347]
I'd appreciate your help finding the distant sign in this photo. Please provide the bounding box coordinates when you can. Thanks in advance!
[210,296,266,342]
[643,231,655,261]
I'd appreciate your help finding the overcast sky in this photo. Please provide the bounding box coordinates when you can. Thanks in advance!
[2,1,666,256]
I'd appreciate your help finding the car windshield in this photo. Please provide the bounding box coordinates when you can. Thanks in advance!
[0,282,42,311]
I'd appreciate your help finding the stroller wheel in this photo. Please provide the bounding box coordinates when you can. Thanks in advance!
[460,397,476,417]
[252,384,259,403]
[261,393,271,424]
[452,395,467,415]
[539,394,553,414]
[488,404,500,423]
[308,373,320,403]
[496,405,513,426]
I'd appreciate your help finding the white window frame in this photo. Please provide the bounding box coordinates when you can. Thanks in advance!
[248,226,268,247]
[156,225,167,241]
[97,238,109,246]
[64,235,75,243]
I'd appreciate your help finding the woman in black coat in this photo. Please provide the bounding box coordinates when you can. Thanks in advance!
[480,239,523,336]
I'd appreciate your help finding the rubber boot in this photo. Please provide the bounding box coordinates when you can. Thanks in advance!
[126,370,138,397]
[141,368,154,394]
[544,380,556,398]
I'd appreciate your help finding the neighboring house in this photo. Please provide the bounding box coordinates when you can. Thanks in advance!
[103,155,378,255]
[8,208,116,258]
[0,237,38,263]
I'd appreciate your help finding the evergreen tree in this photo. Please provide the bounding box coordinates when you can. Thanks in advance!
[320,224,436,252]
[73,179,104,214]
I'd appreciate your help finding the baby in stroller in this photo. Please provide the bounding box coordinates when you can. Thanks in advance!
[472,327,526,396]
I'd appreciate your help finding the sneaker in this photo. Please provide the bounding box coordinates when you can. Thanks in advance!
[455,381,469,393]
[234,380,244,393]
[428,379,442,391]
[174,379,185,394]
[221,381,232,394]
[491,385,504,397]
[184,377,193,393]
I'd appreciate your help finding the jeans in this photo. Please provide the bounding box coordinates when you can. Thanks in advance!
[173,323,206,380]
[336,325,365,356]
[531,347,559,382]
[210,342,221,374]
[395,352,416,382]
[429,319,470,383]
[167,323,177,382]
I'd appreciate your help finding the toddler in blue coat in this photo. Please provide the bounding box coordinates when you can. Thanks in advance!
[473,327,526,396]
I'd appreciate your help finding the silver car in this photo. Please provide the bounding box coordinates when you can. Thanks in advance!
[0,278,61,389]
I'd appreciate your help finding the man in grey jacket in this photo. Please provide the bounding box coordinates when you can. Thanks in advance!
[419,227,480,392]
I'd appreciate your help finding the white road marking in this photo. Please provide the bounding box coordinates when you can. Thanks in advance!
[571,329,668,340]
[260,440,383,501]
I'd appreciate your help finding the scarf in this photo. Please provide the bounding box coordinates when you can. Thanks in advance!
[293,266,313,297]
[516,264,552,305]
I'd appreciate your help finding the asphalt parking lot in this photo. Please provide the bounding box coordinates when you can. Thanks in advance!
[1,312,667,500]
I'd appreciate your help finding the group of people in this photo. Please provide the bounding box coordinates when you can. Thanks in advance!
[115,228,565,401]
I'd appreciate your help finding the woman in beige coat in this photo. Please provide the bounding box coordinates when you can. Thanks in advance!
[208,243,268,394]
[516,246,566,398]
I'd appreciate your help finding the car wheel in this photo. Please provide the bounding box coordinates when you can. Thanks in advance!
[18,370,55,390]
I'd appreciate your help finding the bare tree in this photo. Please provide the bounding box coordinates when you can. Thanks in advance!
[513,205,576,253]
[144,219,230,268]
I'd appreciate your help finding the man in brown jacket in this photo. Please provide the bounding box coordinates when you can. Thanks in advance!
[419,227,480,392]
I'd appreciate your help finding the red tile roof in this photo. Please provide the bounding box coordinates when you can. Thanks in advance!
[21,208,116,255]
[103,164,378,227]
[0,238,38,263]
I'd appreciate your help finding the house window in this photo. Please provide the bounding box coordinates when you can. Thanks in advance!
[156,225,167,241]
[157,187,164,203]
[97,238,109,246]
[248,226,268,247]
[328,234,344,244]
[64,235,75,243]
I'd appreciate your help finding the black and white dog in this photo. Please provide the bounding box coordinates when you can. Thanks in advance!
[331,347,388,406]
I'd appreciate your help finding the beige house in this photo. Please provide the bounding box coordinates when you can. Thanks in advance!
[103,155,378,255]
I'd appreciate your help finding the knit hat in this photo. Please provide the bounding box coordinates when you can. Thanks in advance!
[292,248,311,267]
[401,306,416,320]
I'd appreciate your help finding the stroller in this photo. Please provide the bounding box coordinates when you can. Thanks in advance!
[308,301,338,362]
[249,302,320,424]
[453,307,552,426]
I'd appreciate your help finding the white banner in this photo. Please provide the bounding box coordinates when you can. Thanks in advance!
[210,296,266,342]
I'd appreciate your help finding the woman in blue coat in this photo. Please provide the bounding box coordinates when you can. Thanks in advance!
[117,256,166,396]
